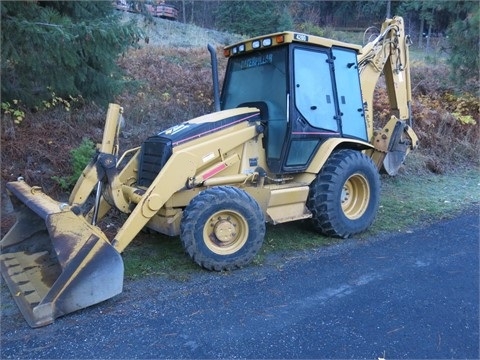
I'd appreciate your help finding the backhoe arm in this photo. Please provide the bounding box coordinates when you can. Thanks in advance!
[358,16,419,175]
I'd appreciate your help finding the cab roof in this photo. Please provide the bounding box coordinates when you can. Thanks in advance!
[224,31,362,57]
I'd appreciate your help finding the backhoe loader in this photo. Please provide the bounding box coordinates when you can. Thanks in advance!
[1,16,418,327]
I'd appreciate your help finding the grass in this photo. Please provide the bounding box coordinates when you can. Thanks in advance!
[123,234,200,281]
[123,161,480,280]
[375,166,479,232]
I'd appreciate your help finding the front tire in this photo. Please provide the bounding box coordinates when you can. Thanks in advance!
[307,149,380,238]
[180,186,265,271]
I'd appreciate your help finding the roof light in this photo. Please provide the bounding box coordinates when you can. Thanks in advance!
[252,40,261,49]
[232,47,238,55]
[238,44,245,52]
[262,38,272,47]
[276,35,285,43]
[223,49,230,57]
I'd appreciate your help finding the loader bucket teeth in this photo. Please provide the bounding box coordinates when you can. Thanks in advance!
[0,181,123,328]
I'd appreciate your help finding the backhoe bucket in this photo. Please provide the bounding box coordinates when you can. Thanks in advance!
[0,181,123,328]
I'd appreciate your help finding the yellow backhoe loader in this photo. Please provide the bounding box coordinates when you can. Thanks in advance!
[1,16,418,327]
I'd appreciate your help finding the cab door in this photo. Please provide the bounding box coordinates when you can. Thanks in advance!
[332,47,367,141]
[282,46,340,172]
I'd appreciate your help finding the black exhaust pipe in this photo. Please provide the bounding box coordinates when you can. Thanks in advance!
[207,44,221,112]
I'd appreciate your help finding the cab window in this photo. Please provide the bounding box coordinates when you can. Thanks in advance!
[293,48,337,132]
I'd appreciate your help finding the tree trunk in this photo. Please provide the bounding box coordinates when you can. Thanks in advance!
[418,17,424,48]
[190,0,194,23]
[182,0,186,23]
[426,21,433,52]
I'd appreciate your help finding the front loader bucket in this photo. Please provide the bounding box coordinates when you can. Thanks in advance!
[0,181,123,328]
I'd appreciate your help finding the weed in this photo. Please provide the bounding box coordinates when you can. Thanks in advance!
[1,100,26,125]
[52,138,96,191]
[1,100,26,141]
[40,91,83,113]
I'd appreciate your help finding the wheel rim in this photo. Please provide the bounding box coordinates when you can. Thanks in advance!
[203,210,249,255]
[341,173,370,220]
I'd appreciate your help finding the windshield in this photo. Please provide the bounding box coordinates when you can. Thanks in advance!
[221,47,288,120]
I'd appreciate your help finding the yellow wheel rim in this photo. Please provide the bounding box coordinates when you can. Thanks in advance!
[203,210,249,255]
[341,173,370,220]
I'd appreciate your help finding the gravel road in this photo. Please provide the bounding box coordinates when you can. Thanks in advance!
[1,208,478,359]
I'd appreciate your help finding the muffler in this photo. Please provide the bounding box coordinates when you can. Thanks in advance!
[0,180,123,328]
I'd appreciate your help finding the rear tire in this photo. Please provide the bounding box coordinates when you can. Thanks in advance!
[180,186,265,271]
[307,149,380,238]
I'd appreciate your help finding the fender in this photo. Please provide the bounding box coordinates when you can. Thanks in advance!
[305,138,374,175]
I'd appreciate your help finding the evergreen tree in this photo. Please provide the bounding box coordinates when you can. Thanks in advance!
[214,1,292,37]
[1,1,143,107]
[447,6,480,92]
[278,4,294,31]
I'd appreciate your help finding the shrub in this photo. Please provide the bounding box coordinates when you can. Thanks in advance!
[52,138,96,190]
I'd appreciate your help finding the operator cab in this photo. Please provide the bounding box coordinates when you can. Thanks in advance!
[221,32,367,174]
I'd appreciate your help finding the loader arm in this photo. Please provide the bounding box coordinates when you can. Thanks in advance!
[110,112,262,253]
[358,16,419,174]
[69,103,126,211]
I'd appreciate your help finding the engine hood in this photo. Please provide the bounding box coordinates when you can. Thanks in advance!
[157,108,260,147]
[136,108,260,187]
